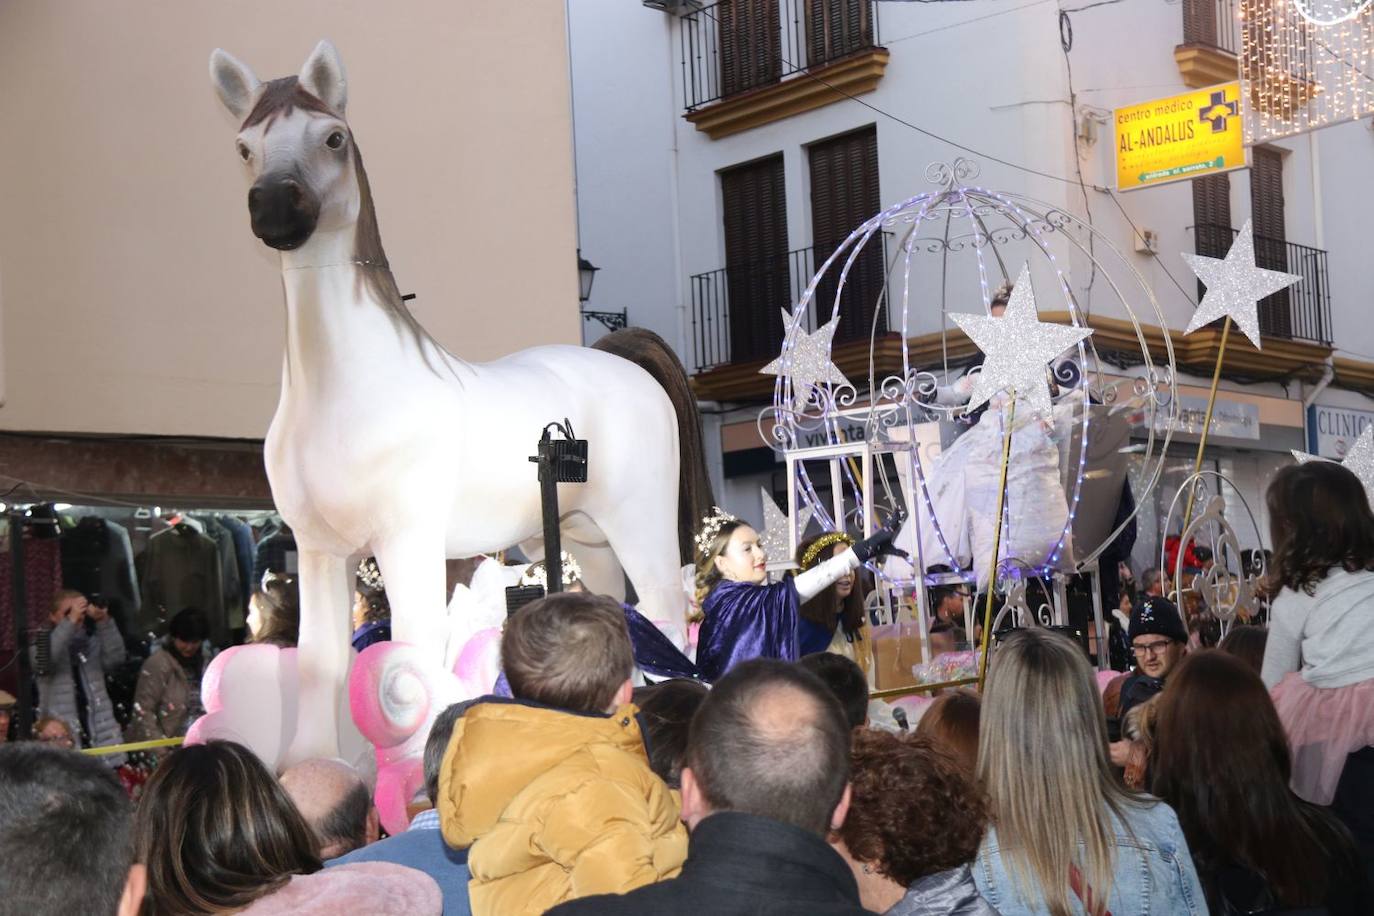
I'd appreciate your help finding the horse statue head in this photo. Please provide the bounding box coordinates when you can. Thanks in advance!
[209,40,374,258]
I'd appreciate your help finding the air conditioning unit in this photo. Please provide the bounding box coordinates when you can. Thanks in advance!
[1134,229,1160,255]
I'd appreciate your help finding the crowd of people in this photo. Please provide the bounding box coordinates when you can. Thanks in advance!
[1,460,1373,914]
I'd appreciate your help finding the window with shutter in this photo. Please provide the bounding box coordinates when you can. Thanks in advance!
[1192,173,1232,258]
[719,0,782,99]
[806,0,874,68]
[1250,147,1291,338]
[1182,0,1218,46]
[808,126,882,345]
[721,154,790,363]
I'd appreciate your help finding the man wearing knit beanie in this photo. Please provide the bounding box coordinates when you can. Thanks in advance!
[1119,595,1188,721]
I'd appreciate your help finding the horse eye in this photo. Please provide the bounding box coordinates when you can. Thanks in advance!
[326,131,345,150]
[236,142,251,162]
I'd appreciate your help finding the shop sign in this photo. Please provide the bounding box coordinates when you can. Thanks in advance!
[1115,82,1247,191]
[773,416,870,460]
[1145,394,1261,440]
[1307,405,1374,459]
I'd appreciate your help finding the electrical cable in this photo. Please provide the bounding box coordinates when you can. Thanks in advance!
[880,0,1058,45]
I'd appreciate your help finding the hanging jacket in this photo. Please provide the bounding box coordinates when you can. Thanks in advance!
[0,531,62,654]
[59,517,141,630]
[438,698,687,916]
[193,515,245,630]
[214,515,257,607]
[139,524,226,645]
[29,616,126,763]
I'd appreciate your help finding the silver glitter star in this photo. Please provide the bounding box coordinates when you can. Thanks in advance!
[760,309,850,410]
[950,264,1093,417]
[1182,220,1302,350]
[1291,425,1374,501]
[759,487,814,568]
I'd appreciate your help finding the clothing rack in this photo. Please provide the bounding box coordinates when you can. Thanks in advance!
[0,501,286,735]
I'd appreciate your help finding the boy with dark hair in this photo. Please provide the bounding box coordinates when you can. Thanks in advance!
[0,744,146,916]
[438,592,687,916]
[797,651,869,729]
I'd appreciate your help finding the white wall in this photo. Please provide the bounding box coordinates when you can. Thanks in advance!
[567,0,685,351]
[0,0,581,438]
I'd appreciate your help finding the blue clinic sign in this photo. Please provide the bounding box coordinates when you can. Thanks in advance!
[1307,405,1374,459]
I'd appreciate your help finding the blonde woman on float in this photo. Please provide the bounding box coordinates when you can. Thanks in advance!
[973,628,1207,915]
[691,507,905,682]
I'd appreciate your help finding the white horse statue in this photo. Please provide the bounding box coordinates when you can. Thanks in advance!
[209,40,711,762]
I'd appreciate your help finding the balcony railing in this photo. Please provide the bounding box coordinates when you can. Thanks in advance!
[680,0,880,111]
[689,235,890,373]
[1182,0,1239,54]
[1192,224,1331,345]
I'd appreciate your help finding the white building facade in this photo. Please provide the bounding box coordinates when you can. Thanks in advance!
[570,0,1374,565]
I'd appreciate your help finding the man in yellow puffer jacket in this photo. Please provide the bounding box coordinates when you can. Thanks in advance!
[438,592,689,916]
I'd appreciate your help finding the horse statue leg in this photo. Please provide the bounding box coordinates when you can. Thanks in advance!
[288,548,354,764]
[590,497,687,648]
[372,529,450,663]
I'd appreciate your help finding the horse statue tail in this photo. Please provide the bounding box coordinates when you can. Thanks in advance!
[593,328,716,565]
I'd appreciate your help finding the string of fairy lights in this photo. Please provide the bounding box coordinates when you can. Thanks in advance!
[1240,0,1374,143]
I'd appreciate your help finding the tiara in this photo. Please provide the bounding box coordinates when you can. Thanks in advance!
[801,532,854,570]
[357,557,385,591]
[520,552,583,590]
[261,569,296,590]
[694,506,739,557]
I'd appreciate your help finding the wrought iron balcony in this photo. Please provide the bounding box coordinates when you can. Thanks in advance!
[1191,224,1331,345]
[689,235,890,373]
[679,0,880,111]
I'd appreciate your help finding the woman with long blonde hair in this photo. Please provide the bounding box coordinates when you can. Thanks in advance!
[974,628,1206,915]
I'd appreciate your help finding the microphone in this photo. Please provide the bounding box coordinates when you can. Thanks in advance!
[892,708,909,732]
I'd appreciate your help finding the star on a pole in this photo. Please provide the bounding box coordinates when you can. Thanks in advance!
[760,310,850,410]
[1182,219,1302,350]
[950,264,1093,417]
[1292,425,1374,501]
[759,487,814,568]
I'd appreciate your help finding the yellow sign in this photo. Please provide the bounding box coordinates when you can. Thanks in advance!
[1114,82,1247,191]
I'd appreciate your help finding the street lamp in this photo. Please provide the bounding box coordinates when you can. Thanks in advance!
[577,250,600,304]
[577,250,627,333]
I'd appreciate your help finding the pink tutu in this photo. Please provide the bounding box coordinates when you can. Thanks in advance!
[1271,672,1374,805]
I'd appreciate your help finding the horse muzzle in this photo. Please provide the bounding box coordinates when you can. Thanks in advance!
[248,175,321,250]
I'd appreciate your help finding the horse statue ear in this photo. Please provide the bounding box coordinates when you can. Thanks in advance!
[298,38,347,115]
[209,48,261,121]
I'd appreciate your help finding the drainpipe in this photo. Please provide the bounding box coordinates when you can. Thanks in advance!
[1302,356,1336,453]
[1304,357,1335,410]
[696,399,727,501]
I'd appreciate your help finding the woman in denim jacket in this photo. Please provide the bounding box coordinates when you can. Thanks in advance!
[974,629,1207,915]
